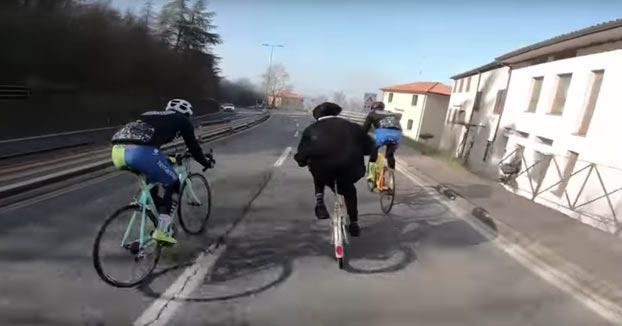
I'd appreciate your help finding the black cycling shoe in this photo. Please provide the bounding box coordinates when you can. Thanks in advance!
[348,222,360,237]
[315,202,330,220]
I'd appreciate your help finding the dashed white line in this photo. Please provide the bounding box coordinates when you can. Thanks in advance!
[294,130,299,137]
[133,244,226,326]
[274,146,292,167]
[395,160,622,324]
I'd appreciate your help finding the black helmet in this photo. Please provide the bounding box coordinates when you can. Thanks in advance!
[313,102,342,120]
[371,101,385,110]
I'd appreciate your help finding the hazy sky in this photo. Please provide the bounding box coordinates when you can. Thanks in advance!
[111,0,622,98]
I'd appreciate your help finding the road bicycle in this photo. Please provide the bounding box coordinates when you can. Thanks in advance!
[367,145,397,214]
[92,150,215,287]
[329,182,348,270]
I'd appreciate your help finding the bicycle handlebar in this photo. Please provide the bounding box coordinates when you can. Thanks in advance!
[173,148,216,172]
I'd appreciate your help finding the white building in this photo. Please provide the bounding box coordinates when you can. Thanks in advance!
[439,63,511,176]
[380,81,451,148]
[445,18,622,234]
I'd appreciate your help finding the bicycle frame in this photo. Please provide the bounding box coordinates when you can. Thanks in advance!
[121,176,159,250]
[120,157,202,249]
[331,187,348,262]
[376,153,387,191]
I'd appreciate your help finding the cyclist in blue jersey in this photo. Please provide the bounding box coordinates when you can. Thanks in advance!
[110,99,211,244]
[362,101,402,183]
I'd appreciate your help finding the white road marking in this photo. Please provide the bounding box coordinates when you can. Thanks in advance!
[133,244,226,326]
[395,161,622,324]
[294,130,299,137]
[274,146,292,167]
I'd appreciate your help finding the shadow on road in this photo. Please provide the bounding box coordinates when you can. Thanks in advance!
[137,186,493,302]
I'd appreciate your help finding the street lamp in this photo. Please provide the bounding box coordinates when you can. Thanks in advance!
[262,43,284,108]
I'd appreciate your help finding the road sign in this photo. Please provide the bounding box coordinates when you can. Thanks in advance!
[363,93,377,110]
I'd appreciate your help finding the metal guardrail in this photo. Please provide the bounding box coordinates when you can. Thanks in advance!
[0,85,29,100]
[339,111,366,124]
[0,111,236,159]
[0,112,269,201]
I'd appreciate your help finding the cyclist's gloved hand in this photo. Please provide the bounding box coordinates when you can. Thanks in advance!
[202,152,215,171]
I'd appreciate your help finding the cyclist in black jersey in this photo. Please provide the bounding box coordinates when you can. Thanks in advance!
[110,99,211,244]
[294,102,374,237]
[362,101,403,183]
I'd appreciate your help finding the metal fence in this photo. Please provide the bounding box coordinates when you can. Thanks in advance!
[499,148,622,235]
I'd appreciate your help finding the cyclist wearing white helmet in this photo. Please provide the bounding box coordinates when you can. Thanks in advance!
[110,99,210,244]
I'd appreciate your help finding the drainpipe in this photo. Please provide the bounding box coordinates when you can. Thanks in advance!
[457,72,483,160]
[490,62,514,144]
[415,93,428,141]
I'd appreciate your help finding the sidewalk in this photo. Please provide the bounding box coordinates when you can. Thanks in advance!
[397,144,622,300]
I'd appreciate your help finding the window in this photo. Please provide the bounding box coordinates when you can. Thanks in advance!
[473,91,482,111]
[452,109,459,123]
[388,92,393,103]
[493,89,507,114]
[526,77,543,112]
[516,130,529,138]
[458,79,464,93]
[553,151,579,197]
[482,141,492,162]
[446,109,453,123]
[407,119,414,130]
[453,80,458,93]
[550,73,572,115]
[457,110,465,124]
[466,76,471,92]
[411,94,418,106]
[535,136,553,146]
[576,70,604,136]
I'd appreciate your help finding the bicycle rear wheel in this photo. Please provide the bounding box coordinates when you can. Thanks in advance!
[178,173,212,234]
[380,168,396,214]
[93,204,161,287]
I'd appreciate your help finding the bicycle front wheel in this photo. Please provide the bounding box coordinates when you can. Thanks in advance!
[93,204,161,287]
[179,173,212,234]
[380,168,396,214]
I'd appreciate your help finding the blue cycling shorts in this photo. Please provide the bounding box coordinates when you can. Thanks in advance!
[111,145,178,185]
[374,128,402,147]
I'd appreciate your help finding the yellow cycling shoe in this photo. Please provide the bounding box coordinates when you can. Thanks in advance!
[152,230,177,245]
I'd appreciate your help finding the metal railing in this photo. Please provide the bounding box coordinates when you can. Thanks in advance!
[499,149,622,235]
[0,85,30,100]
[0,111,237,159]
[339,111,366,124]
[0,112,270,201]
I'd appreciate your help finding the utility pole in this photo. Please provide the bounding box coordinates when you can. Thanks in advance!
[262,43,284,108]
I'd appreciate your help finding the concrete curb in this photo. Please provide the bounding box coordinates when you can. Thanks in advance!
[0,114,270,201]
[396,158,622,322]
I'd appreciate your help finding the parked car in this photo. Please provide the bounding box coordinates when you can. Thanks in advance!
[221,103,235,112]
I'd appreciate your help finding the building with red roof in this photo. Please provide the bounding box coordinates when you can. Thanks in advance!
[379,81,451,148]
[268,90,304,110]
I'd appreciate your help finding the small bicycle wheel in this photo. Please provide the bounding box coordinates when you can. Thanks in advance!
[93,204,161,287]
[178,173,212,235]
[380,168,396,214]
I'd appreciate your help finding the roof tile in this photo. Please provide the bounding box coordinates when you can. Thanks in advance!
[380,81,451,96]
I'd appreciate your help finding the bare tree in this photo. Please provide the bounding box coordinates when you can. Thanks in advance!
[346,97,364,112]
[332,91,347,108]
[139,0,156,30]
[261,63,291,106]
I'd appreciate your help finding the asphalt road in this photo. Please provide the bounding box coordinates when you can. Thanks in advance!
[0,110,613,326]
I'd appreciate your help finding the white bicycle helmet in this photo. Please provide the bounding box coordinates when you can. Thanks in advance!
[165,99,194,116]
